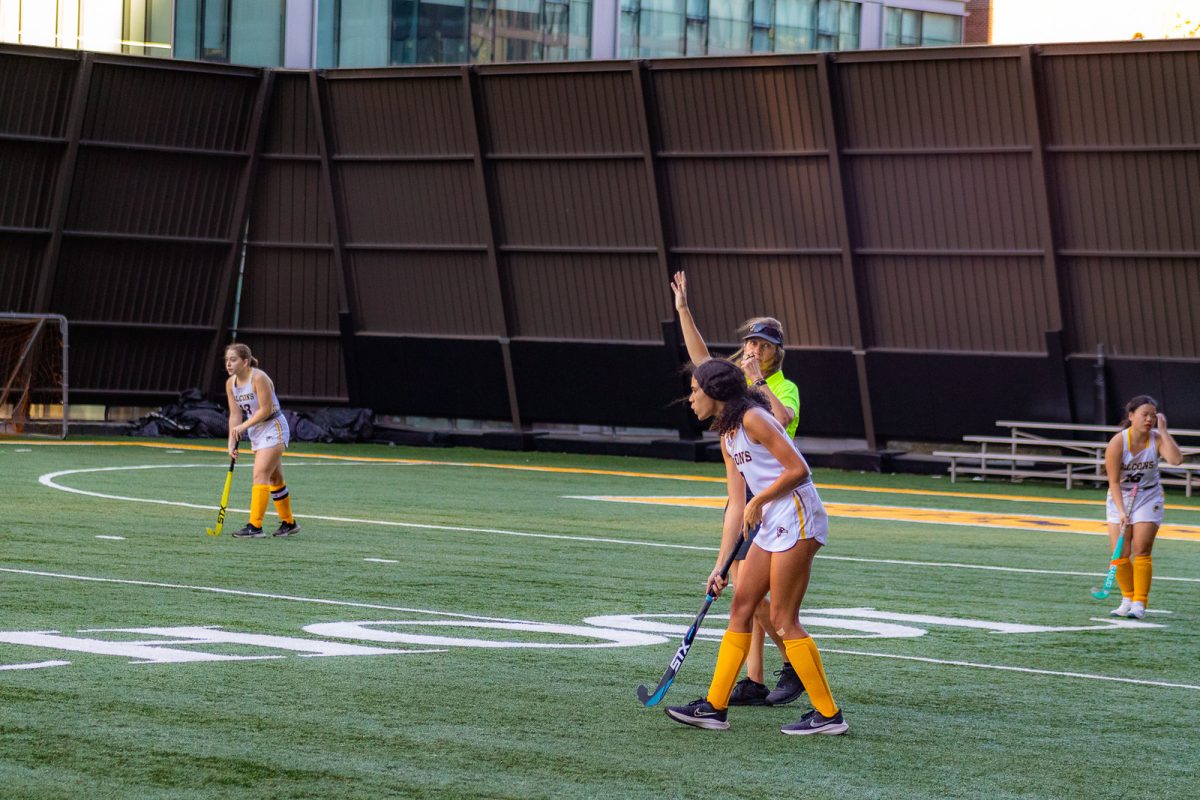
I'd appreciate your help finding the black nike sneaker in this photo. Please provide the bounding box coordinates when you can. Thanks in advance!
[273,520,301,537]
[780,707,848,736]
[765,663,806,705]
[232,523,265,538]
[727,677,770,706]
[664,698,729,730]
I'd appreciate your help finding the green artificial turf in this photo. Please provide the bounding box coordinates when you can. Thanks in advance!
[1,439,1197,799]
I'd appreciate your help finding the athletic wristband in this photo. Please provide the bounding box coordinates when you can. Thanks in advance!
[753,379,767,387]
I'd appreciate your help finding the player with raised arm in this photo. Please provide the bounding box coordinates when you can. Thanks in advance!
[1103,395,1182,618]
[669,270,805,707]
[225,343,300,539]
[664,360,846,736]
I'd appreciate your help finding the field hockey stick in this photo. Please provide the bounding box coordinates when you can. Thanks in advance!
[205,448,237,537]
[637,524,758,707]
[1091,484,1139,599]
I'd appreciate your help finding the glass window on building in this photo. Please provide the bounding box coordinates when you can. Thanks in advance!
[318,0,587,66]
[175,0,285,65]
[0,0,172,58]
[884,7,962,48]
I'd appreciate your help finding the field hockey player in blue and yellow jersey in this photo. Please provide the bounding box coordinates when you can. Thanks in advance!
[664,359,846,735]
[224,343,300,539]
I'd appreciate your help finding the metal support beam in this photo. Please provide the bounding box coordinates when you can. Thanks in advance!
[817,53,877,450]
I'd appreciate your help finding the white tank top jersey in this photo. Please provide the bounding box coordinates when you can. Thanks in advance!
[723,410,824,549]
[1118,428,1160,491]
[232,368,282,439]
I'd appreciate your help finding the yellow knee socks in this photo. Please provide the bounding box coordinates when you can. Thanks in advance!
[783,637,838,717]
[270,484,294,524]
[1132,555,1152,604]
[250,484,269,528]
[1114,557,1133,599]
[705,631,751,710]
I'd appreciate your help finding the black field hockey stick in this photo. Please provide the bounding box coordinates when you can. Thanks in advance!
[1091,484,1140,599]
[205,448,237,537]
[637,524,758,707]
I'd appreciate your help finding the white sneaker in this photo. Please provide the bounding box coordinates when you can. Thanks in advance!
[1110,598,1132,617]
[1128,601,1146,620]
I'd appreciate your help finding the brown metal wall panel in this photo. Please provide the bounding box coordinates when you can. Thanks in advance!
[863,255,1053,352]
[1050,152,1200,254]
[82,62,257,150]
[849,153,1042,251]
[251,161,332,244]
[1040,50,1200,148]
[650,62,826,153]
[0,235,42,311]
[478,70,642,155]
[0,49,76,138]
[69,328,210,395]
[324,75,471,156]
[350,251,500,336]
[503,253,662,341]
[674,254,853,348]
[264,74,320,156]
[0,141,59,229]
[337,162,482,244]
[235,333,345,402]
[65,149,241,239]
[490,160,654,248]
[52,239,223,326]
[661,158,837,250]
[1064,257,1200,359]
[239,247,339,332]
[836,54,1027,149]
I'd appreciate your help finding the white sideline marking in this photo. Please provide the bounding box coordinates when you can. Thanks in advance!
[363,558,398,564]
[0,660,70,670]
[96,535,125,541]
[822,648,1200,692]
[15,448,31,453]
[34,465,1200,585]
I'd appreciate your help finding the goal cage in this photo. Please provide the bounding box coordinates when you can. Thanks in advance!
[0,313,69,439]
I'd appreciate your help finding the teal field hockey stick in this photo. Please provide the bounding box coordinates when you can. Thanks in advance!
[1091,484,1139,600]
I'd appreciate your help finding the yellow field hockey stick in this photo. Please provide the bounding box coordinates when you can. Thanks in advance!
[206,449,237,537]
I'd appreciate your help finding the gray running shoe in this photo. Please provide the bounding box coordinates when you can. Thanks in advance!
[781,707,848,736]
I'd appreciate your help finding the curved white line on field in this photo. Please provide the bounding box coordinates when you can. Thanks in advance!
[35,465,1200,583]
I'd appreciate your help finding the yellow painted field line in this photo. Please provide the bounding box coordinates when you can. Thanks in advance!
[6,438,1200,512]
[581,496,1200,542]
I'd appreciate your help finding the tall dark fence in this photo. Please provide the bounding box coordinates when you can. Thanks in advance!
[2,40,1198,442]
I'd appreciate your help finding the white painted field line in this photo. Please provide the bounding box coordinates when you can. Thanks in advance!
[363,558,398,564]
[0,566,1193,692]
[34,466,1200,584]
[0,567,535,625]
[0,660,71,670]
[95,535,125,541]
[822,648,1200,692]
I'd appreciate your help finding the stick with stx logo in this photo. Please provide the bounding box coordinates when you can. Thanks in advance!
[1091,484,1139,600]
[205,448,237,538]
[637,524,758,707]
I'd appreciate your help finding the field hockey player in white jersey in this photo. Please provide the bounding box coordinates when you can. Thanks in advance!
[224,343,300,539]
[1103,395,1182,618]
[664,359,847,736]
[669,269,805,708]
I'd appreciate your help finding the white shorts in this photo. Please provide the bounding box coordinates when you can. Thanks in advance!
[248,414,290,452]
[752,481,829,552]
[1105,484,1164,526]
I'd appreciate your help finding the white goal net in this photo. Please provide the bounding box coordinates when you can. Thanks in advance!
[0,313,68,438]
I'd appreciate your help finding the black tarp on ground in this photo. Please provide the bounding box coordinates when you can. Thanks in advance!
[128,389,373,443]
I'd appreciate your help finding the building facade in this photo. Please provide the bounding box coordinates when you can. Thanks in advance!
[0,0,964,67]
